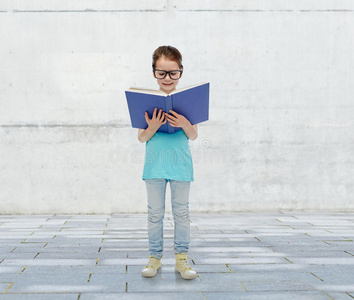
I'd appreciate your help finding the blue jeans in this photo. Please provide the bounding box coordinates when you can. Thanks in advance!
[145,179,191,259]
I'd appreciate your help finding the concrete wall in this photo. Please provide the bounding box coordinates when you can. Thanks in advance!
[1,0,354,214]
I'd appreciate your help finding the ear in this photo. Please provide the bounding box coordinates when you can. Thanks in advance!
[180,65,183,78]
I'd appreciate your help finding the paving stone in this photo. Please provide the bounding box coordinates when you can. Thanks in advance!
[325,293,354,300]
[199,271,320,284]
[193,256,289,265]
[1,258,97,266]
[124,273,245,293]
[286,257,354,265]
[1,212,354,297]
[0,294,78,300]
[80,292,205,300]
[203,291,330,300]
[240,280,315,292]
[20,265,125,275]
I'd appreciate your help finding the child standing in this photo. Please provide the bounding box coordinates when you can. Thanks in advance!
[138,46,197,280]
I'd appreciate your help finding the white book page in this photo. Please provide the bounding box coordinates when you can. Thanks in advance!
[127,82,208,96]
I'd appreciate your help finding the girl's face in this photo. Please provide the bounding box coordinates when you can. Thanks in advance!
[153,57,182,94]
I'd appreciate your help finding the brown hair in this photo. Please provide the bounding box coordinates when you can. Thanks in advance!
[152,45,183,69]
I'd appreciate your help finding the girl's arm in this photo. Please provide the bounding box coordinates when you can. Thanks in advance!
[165,110,198,141]
[138,108,166,143]
[182,124,198,141]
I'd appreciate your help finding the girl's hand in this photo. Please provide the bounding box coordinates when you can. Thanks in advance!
[145,108,166,130]
[165,110,190,128]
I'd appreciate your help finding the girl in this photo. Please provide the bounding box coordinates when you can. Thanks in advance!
[138,46,197,280]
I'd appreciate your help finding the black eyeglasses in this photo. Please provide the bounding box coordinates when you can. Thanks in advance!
[153,69,183,80]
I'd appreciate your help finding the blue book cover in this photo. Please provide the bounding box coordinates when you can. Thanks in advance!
[125,82,209,134]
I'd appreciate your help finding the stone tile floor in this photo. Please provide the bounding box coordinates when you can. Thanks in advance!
[0,212,354,299]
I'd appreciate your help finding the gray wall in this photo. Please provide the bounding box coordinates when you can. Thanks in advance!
[1,1,354,214]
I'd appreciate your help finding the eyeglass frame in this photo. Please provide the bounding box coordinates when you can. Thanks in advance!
[153,68,183,80]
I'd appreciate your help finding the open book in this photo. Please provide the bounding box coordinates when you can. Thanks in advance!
[125,82,209,134]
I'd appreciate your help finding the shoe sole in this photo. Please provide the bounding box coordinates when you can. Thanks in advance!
[175,268,197,280]
[142,264,161,278]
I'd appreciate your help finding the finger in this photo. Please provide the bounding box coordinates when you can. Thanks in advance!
[160,112,166,122]
[161,118,167,125]
[169,110,179,117]
[145,111,150,122]
[153,107,157,118]
[157,108,162,119]
[168,119,177,125]
[165,114,176,121]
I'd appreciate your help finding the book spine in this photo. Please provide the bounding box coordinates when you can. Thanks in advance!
[165,95,174,134]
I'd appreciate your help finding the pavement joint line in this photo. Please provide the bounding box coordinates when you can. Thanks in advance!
[201,291,206,300]
[20,266,27,274]
[285,225,295,229]
[225,264,233,272]
[310,272,324,281]
[197,274,202,281]
[77,293,81,300]
[3,282,14,294]
[323,291,335,299]
[125,265,128,273]
[275,218,282,223]
[10,247,16,253]
[0,259,4,264]
[52,235,56,239]
[304,233,311,237]
[283,257,293,264]
[240,281,247,291]
[344,250,354,256]
[267,246,276,252]
[43,242,48,247]
[322,240,332,245]
[98,247,102,252]
[125,282,128,292]
[96,258,99,265]
[30,231,35,236]
[346,292,354,299]
[328,239,352,242]
[254,237,261,242]
[307,222,315,226]
[87,273,93,282]
[33,252,40,259]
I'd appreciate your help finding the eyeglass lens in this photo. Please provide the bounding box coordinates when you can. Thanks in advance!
[154,70,182,80]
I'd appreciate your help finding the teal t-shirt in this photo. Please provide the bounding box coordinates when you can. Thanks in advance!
[142,130,194,182]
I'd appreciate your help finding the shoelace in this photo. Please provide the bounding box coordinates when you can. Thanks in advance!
[177,259,192,272]
[145,258,159,269]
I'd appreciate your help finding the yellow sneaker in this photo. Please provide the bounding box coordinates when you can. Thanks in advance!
[175,253,197,280]
[141,255,161,278]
